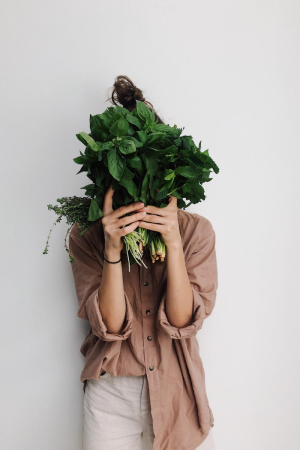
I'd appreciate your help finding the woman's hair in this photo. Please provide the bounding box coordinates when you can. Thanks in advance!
[106,75,165,124]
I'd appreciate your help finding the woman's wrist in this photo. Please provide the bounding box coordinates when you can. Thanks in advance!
[165,235,182,252]
[104,246,122,261]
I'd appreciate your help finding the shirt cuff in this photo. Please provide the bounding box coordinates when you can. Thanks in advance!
[156,285,205,339]
[85,290,134,342]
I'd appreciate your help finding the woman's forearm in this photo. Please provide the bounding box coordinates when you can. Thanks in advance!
[165,242,194,328]
[98,248,127,334]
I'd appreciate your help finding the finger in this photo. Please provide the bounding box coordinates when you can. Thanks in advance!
[115,210,147,228]
[102,182,114,216]
[167,195,177,209]
[119,220,141,236]
[139,204,167,216]
[111,201,145,220]
[137,213,166,225]
[138,221,165,232]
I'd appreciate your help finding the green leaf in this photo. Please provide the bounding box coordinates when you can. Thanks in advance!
[80,183,96,197]
[153,124,172,133]
[88,198,103,221]
[206,155,219,174]
[84,144,99,161]
[97,149,103,162]
[127,125,136,136]
[125,136,143,148]
[169,190,182,199]
[126,114,142,129]
[181,136,193,151]
[80,183,95,191]
[121,166,135,180]
[111,112,122,124]
[136,100,151,120]
[76,132,99,152]
[107,147,125,181]
[76,164,89,174]
[73,156,87,164]
[160,145,178,156]
[101,142,113,151]
[126,155,143,174]
[156,185,169,201]
[174,137,182,146]
[109,116,129,137]
[136,131,148,144]
[147,132,165,146]
[164,170,174,180]
[183,182,205,202]
[175,166,201,178]
[145,157,158,175]
[140,172,149,204]
[90,114,111,140]
[119,178,138,201]
[94,168,106,186]
[114,106,130,117]
[119,139,136,154]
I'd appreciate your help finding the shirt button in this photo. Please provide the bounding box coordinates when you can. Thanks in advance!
[149,366,154,371]
[146,310,150,315]
[147,336,152,341]
[143,281,148,286]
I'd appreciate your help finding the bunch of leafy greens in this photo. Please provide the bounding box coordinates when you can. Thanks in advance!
[44,100,219,271]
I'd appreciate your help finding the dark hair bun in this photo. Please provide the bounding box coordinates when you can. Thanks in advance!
[109,75,153,111]
[107,75,164,123]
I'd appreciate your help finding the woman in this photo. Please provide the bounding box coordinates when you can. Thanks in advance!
[69,76,218,450]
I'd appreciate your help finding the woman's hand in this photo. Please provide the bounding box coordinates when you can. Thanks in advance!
[138,196,181,248]
[102,182,146,255]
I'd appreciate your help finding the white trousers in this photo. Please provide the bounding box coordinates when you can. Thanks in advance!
[83,372,216,450]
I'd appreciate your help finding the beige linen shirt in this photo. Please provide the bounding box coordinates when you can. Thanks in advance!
[69,208,218,450]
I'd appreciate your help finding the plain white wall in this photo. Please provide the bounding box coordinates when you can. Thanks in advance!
[1,1,299,449]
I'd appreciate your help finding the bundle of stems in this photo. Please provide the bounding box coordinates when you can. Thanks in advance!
[121,226,148,271]
[150,233,166,263]
[130,226,166,264]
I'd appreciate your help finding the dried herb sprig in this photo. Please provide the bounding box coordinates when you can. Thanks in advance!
[43,196,97,263]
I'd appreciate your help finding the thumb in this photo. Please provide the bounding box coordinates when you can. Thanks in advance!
[102,181,114,216]
[167,195,177,209]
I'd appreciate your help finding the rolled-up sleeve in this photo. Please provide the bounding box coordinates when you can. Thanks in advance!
[156,218,218,339]
[69,223,134,341]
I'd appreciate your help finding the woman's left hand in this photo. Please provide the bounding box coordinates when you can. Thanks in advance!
[137,196,181,247]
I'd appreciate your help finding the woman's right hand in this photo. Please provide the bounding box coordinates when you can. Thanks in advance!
[102,182,146,256]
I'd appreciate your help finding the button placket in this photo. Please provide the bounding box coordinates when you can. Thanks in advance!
[140,265,155,374]
[144,280,150,317]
